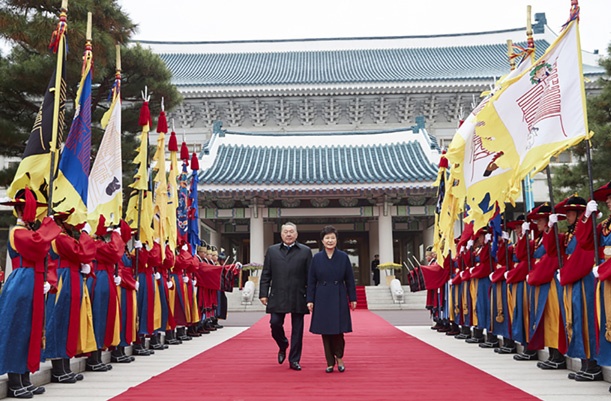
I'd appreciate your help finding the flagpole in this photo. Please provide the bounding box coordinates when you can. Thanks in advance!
[585,139,599,268]
[134,89,149,280]
[507,40,515,71]
[521,5,536,273]
[47,0,69,216]
[545,166,564,269]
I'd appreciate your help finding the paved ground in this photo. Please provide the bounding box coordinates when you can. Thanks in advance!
[1,310,609,400]
[221,309,433,327]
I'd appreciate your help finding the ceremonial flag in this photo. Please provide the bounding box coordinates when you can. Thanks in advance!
[187,152,201,255]
[167,130,179,251]
[152,110,169,250]
[53,44,93,225]
[478,19,589,185]
[445,53,534,230]
[7,21,67,208]
[125,99,154,245]
[432,152,448,258]
[88,79,122,228]
[125,188,155,246]
[176,140,190,245]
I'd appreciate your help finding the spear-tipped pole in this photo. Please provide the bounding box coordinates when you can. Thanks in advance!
[133,87,151,277]
[507,40,515,71]
[545,166,564,269]
[47,0,69,216]
[584,139,599,269]
[116,44,121,73]
[526,5,536,62]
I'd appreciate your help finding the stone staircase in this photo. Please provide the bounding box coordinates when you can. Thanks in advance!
[365,286,428,310]
[226,285,266,312]
[225,284,429,312]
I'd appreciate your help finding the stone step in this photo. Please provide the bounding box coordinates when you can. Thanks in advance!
[224,285,429,312]
[364,286,428,311]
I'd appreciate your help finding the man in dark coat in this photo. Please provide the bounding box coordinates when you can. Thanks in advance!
[371,254,380,286]
[259,222,312,371]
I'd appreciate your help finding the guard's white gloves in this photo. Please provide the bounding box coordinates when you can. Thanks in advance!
[236,262,243,269]
[134,240,143,249]
[585,200,598,219]
[182,243,189,251]
[593,265,600,279]
[466,240,474,250]
[80,263,91,275]
[548,213,558,228]
[167,280,173,289]
[183,276,189,284]
[154,272,161,280]
[522,222,530,235]
[114,275,122,286]
[82,222,92,235]
[484,233,492,244]
[502,231,510,241]
[192,279,197,287]
[135,281,140,291]
[504,271,509,280]
[44,282,51,294]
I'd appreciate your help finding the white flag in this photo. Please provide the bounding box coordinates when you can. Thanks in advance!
[88,95,123,226]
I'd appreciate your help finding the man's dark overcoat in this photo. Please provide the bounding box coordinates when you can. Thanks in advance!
[259,242,311,314]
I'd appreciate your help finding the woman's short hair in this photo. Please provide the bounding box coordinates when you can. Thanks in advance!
[320,225,338,240]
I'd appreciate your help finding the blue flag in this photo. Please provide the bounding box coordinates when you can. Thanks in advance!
[187,167,201,255]
[53,56,92,224]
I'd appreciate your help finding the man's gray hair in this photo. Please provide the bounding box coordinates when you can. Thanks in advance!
[281,222,298,232]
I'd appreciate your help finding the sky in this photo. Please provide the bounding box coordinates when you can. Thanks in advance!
[118,0,611,56]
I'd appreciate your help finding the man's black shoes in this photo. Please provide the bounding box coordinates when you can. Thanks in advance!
[278,349,286,364]
[289,362,302,371]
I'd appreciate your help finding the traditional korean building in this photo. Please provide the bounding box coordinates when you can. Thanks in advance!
[142,12,606,284]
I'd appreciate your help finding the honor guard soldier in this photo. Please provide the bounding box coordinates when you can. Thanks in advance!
[0,188,61,398]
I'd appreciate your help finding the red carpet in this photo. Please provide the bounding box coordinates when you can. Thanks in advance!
[112,311,538,401]
[355,285,368,309]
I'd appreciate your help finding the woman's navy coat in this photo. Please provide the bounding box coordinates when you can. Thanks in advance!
[307,249,357,335]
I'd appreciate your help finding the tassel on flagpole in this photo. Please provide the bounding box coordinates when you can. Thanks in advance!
[168,131,178,152]
[48,1,68,53]
[157,110,168,134]
[180,141,190,162]
[139,100,151,127]
[190,152,199,171]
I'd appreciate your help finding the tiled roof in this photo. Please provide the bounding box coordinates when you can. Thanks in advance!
[158,40,556,87]
[199,132,438,186]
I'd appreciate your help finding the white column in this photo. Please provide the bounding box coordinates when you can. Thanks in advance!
[378,203,394,286]
[250,206,265,264]
[368,220,379,285]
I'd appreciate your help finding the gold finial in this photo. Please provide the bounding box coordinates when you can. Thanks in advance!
[86,12,92,41]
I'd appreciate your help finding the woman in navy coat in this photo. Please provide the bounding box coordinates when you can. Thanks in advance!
[307,225,357,373]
